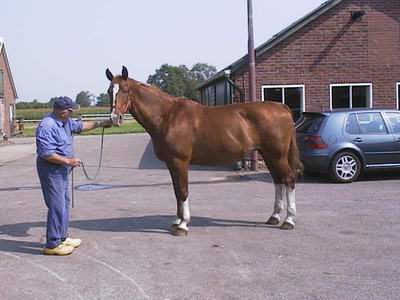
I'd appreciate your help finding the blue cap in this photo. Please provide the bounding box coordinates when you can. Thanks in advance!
[54,96,80,111]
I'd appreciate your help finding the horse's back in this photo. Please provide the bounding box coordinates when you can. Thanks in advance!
[182,101,294,164]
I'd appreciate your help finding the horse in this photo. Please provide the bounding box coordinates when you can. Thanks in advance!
[106,66,303,236]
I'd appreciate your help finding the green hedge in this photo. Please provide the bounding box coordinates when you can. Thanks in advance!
[22,120,145,137]
[17,107,111,120]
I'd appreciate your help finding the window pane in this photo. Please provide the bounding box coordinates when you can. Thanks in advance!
[296,114,325,134]
[332,86,350,109]
[352,86,369,108]
[357,112,387,134]
[207,86,215,106]
[215,82,225,106]
[345,113,360,134]
[386,112,400,133]
[284,87,302,121]
[264,88,282,103]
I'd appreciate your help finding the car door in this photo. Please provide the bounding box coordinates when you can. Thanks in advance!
[384,112,400,164]
[345,112,397,165]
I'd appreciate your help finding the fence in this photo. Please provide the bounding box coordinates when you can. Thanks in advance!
[20,113,134,124]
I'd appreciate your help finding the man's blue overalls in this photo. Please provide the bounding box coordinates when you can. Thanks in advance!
[36,113,82,248]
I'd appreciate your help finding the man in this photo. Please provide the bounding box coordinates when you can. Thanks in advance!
[36,96,112,255]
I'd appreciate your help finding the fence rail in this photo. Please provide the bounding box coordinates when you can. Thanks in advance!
[20,113,134,123]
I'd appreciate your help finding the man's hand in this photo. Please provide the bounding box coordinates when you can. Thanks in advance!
[103,119,113,128]
[44,154,82,167]
[66,157,82,167]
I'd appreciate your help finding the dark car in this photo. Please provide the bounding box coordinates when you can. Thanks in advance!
[296,109,400,183]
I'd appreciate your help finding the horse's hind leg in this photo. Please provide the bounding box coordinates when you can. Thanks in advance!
[167,160,190,236]
[263,158,284,226]
[263,155,296,230]
[281,184,296,230]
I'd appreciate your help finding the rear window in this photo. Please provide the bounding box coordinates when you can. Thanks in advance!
[296,114,325,134]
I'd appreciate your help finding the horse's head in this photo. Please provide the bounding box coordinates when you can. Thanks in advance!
[106,66,131,126]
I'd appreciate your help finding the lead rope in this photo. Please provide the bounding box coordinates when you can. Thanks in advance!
[71,126,106,208]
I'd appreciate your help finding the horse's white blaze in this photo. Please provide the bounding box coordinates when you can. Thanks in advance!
[111,84,120,124]
[272,184,284,220]
[177,198,190,231]
[112,83,119,107]
[284,186,296,225]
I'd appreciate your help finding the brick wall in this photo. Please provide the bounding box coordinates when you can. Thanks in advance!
[232,0,400,112]
[0,48,16,137]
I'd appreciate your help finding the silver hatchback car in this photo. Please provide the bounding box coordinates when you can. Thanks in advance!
[296,109,400,183]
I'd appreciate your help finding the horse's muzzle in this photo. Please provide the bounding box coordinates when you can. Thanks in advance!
[110,112,122,126]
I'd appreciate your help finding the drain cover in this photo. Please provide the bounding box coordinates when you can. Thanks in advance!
[76,183,114,191]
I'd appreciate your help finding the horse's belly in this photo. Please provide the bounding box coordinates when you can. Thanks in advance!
[190,143,251,165]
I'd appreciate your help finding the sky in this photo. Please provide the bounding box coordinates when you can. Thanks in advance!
[0,0,327,102]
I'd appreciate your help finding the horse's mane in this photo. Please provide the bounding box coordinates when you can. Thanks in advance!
[126,77,198,105]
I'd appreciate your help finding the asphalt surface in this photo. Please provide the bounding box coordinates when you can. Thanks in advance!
[0,133,399,299]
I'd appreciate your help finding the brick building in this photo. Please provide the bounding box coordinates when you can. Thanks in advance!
[197,0,400,121]
[0,37,18,138]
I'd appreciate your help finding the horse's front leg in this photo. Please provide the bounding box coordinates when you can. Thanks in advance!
[167,160,190,236]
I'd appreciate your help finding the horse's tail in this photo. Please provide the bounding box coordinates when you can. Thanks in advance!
[288,128,303,175]
[283,105,303,175]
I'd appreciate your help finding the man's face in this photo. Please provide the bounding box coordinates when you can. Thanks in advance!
[56,109,73,122]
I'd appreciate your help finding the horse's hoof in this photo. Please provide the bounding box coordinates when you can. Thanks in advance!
[169,224,179,233]
[280,222,295,230]
[266,216,280,225]
[172,228,188,236]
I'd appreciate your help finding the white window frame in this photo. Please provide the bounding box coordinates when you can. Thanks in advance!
[261,84,305,112]
[396,82,399,110]
[330,83,373,110]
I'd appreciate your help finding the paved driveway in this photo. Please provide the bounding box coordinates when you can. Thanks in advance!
[0,133,399,299]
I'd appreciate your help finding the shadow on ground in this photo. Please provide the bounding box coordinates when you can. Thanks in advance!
[0,215,276,255]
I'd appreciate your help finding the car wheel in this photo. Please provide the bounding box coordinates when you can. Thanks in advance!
[329,151,361,183]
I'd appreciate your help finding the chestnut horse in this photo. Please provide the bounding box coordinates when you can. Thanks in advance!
[106,66,303,236]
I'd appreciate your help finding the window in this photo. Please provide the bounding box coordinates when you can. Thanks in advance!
[296,114,325,134]
[0,70,4,97]
[356,112,387,135]
[386,112,400,134]
[330,84,372,110]
[345,114,360,134]
[397,82,399,110]
[262,85,304,121]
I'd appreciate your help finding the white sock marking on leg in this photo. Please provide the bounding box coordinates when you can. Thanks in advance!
[285,186,296,225]
[178,198,190,231]
[272,184,284,220]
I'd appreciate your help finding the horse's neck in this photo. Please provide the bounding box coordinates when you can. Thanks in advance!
[130,85,170,134]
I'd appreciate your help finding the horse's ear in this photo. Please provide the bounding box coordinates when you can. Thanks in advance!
[106,68,114,81]
[121,66,128,80]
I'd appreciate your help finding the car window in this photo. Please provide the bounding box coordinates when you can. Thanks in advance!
[345,113,360,134]
[296,114,325,134]
[386,112,400,133]
[357,112,388,134]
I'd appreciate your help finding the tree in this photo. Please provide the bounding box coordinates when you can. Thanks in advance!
[75,91,91,107]
[147,64,188,98]
[16,99,48,109]
[48,97,58,108]
[147,63,217,101]
[97,93,110,107]
[190,63,217,83]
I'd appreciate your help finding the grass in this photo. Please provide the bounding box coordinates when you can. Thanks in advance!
[21,120,145,137]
